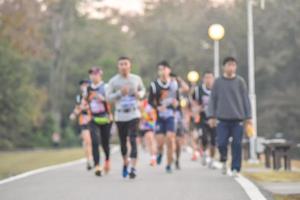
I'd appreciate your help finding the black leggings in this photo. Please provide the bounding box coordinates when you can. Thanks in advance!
[89,122,111,166]
[201,124,217,149]
[116,118,139,159]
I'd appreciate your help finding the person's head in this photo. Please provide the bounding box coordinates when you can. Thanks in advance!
[79,80,89,92]
[222,57,237,77]
[88,67,103,84]
[118,56,131,76]
[170,72,178,81]
[157,60,171,79]
[202,71,214,89]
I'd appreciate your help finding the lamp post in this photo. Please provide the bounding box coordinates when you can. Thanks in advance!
[208,24,225,78]
[187,70,200,99]
[187,70,200,122]
[247,0,258,162]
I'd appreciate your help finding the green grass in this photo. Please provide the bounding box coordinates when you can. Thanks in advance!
[274,194,300,200]
[0,148,83,180]
[243,171,300,182]
[243,159,300,182]
[243,161,264,169]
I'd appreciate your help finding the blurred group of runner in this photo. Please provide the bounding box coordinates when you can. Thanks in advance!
[70,56,252,179]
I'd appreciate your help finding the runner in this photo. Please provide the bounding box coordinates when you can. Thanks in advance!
[171,74,190,170]
[174,99,185,170]
[87,67,112,177]
[208,57,252,177]
[189,87,202,162]
[106,57,145,179]
[148,61,179,173]
[139,98,157,166]
[70,80,93,171]
[192,71,216,168]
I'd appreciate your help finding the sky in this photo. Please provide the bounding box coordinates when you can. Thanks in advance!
[78,0,235,19]
[100,0,145,14]
[78,0,145,18]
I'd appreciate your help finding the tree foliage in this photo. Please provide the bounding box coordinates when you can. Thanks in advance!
[0,0,299,149]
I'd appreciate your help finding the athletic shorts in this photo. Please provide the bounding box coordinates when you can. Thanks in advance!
[155,117,175,134]
[139,129,154,137]
[175,119,185,137]
[79,124,89,133]
[200,124,217,147]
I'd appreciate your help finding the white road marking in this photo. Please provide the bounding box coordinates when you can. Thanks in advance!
[0,158,85,186]
[0,146,120,186]
[185,146,267,200]
[235,175,267,200]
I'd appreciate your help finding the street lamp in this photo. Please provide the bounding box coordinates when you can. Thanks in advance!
[247,0,261,163]
[208,24,225,78]
[247,0,266,163]
[187,70,200,84]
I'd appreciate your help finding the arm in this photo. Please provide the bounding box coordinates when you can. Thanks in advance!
[191,86,202,112]
[177,77,190,94]
[207,81,218,119]
[148,82,157,108]
[136,76,146,99]
[241,79,252,120]
[69,105,80,120]
[106,79,122,103]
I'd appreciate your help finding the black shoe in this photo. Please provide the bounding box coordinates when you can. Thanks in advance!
[157,154,162,165]
[175,160,181,170]
[87,163,92,171]
[129,168,137,179]
[95,168,102,177]
[166,165,172,173]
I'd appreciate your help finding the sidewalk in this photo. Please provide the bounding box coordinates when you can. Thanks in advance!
[243,161,300,199]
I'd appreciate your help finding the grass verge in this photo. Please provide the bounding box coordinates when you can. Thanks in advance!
[0,148,83,180]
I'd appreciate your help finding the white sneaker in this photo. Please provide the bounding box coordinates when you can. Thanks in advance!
[201,153,207,166]
[232,170,240,178]
[221,162,227,175]
[208,160,216,169]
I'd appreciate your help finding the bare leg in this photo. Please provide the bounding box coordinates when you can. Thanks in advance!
[156,134,165,155]
[81,130,93,162]
[176,137,183,161]
[166,132,175,166]
[145,131,156,156]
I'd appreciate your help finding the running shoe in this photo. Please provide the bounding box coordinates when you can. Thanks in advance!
[122,165,128,178]
[208,160,216,169]
[166,165,172,173]
[191,151,199,161]
[175,160,181,170]
[95,166,102,177]
[87,161,93,171]
[231,169,240,178]
[150,158,157,167]
[221,162,227,175]
[129,168,137,179]
[201,153,207,166]
[157,154,162,165]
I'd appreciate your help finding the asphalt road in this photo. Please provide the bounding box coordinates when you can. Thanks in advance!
[0,149,264,200]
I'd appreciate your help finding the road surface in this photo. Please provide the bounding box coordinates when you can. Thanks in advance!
[0,149,269,200]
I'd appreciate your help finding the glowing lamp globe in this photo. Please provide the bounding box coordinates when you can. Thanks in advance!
[208,24,225,41]
[187,71,200,83]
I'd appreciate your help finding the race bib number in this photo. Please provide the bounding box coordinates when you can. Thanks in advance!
[202,95,210,114]
[120,96,137,110]
[159,108,174,119]
[90,99,106,114]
